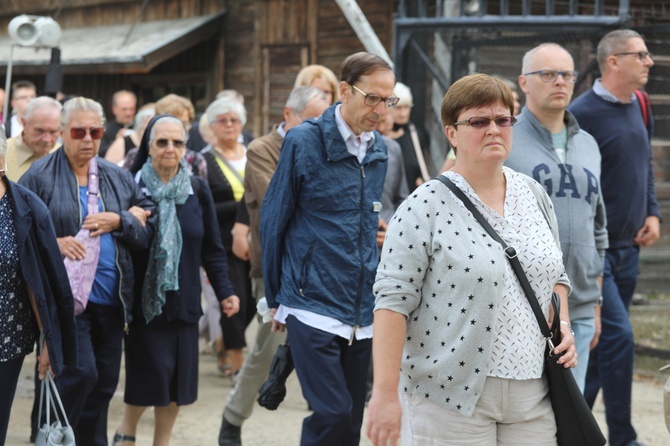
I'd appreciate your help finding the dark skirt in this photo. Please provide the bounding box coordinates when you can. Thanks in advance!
[124,319,198,406]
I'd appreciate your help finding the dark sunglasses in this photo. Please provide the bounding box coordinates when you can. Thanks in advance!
[70,127,105,140]
[454,116,517,129]
[155,138,186,149]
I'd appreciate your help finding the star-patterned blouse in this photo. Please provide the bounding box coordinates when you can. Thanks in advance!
[0,190,36,362]
[374,167,570,416]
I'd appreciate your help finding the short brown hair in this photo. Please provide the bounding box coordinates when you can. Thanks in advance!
[155,94,195,121]
[11,80,36,98]
[340,52,393,86]
[440,74,514,127]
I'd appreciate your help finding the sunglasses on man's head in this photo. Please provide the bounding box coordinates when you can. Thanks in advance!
[70,127,105,140]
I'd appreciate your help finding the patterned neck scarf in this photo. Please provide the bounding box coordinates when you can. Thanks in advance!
[140,158,191,323]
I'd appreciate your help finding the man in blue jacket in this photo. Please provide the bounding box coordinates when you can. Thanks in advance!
[261,52,395,445]
[569,29,660,446]
[506,43,608,393]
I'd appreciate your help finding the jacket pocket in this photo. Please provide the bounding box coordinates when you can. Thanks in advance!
[298,246,314,297]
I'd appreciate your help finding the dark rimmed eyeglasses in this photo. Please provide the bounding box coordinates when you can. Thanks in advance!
[453,116,517,129]
[613,51,653,61]
[351,85,399,108]
[523,70,579,84]
[155,138,186,149]
[70,127,105,140]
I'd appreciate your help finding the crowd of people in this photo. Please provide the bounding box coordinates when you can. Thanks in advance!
[0,28,661,446]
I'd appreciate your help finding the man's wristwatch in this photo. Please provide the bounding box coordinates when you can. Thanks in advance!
[596,295,604,306]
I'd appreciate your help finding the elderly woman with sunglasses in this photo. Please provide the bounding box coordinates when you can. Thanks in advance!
[367,74,576,446]
[109,116,240,446]
[202,97,255,377]
[20,97,156,446]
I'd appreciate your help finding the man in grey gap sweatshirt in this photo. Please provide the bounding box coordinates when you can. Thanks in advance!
[505,43,608,393]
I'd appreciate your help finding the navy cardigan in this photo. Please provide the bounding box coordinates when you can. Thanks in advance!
[6,179,78,376]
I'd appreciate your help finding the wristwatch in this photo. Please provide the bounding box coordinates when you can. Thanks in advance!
[596,295,604,306]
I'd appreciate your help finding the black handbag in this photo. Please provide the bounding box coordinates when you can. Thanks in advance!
[436,175,606,446]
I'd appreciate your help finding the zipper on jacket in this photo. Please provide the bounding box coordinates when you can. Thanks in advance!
[99,193,130,333]
[75,176,82,227]
[354,163,365,335]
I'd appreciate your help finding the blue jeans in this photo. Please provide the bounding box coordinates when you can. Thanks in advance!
[584,246,639,446]
[570,317,595,394]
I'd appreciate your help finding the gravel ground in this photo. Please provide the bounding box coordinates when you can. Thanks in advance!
[6,319,670,445]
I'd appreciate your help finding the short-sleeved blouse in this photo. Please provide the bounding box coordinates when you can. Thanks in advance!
[0,190,35,362]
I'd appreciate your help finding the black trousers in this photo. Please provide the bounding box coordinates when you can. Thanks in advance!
[219,255,255,349]
[286,315,372,446]
[57,302,124,446]
[0,355,25,445]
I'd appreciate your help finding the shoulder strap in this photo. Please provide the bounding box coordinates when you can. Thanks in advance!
[211,148,245,185]
[634,89,650,128]
[434,175,552,338]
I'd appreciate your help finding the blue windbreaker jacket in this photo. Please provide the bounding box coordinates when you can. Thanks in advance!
[261,104,388,327]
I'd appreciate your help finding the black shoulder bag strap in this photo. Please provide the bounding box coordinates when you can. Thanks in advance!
[434,175,552,340]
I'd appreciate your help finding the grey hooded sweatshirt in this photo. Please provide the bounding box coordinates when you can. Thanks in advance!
[506,107,608,320]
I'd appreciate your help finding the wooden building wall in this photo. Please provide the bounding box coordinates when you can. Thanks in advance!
[223,0,394,136]
[0,0,394,134]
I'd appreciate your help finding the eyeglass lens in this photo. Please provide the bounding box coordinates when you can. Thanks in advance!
[352,85,399,108]
[70,127,105,140]
[458,116,516,128]
[155,138,185,149]
[216,118,240,126]
[525,70,578,83]
[616,51,652,61]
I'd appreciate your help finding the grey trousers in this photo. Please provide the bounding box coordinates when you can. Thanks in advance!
[222,277,287,426]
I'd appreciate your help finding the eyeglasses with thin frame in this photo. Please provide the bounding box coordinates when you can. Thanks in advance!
[155,138,186,149]
[70,127,105,140]
[453,116,517,129]
[351,85,399,108]
[613,51,653,61]
[215,118,241,126]
[523,70,579,84]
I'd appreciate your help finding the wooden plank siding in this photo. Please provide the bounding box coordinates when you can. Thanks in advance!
[0,0,394,136]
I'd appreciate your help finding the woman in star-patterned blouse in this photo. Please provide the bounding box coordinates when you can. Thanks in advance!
[367,74,577,446]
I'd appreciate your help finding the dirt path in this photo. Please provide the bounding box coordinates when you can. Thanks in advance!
[7,320,670,445]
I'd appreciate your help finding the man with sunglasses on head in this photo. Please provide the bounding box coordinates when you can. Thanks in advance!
[261,52,394,445]
[20,97,156,446]
[568,30,660,446]
[505,43,608,395]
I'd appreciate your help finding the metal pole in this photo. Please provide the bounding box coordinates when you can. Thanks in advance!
[334,0,394,68]
[3,45,14,128]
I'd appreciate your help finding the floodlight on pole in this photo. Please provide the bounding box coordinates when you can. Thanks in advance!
[3,15,62,127]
